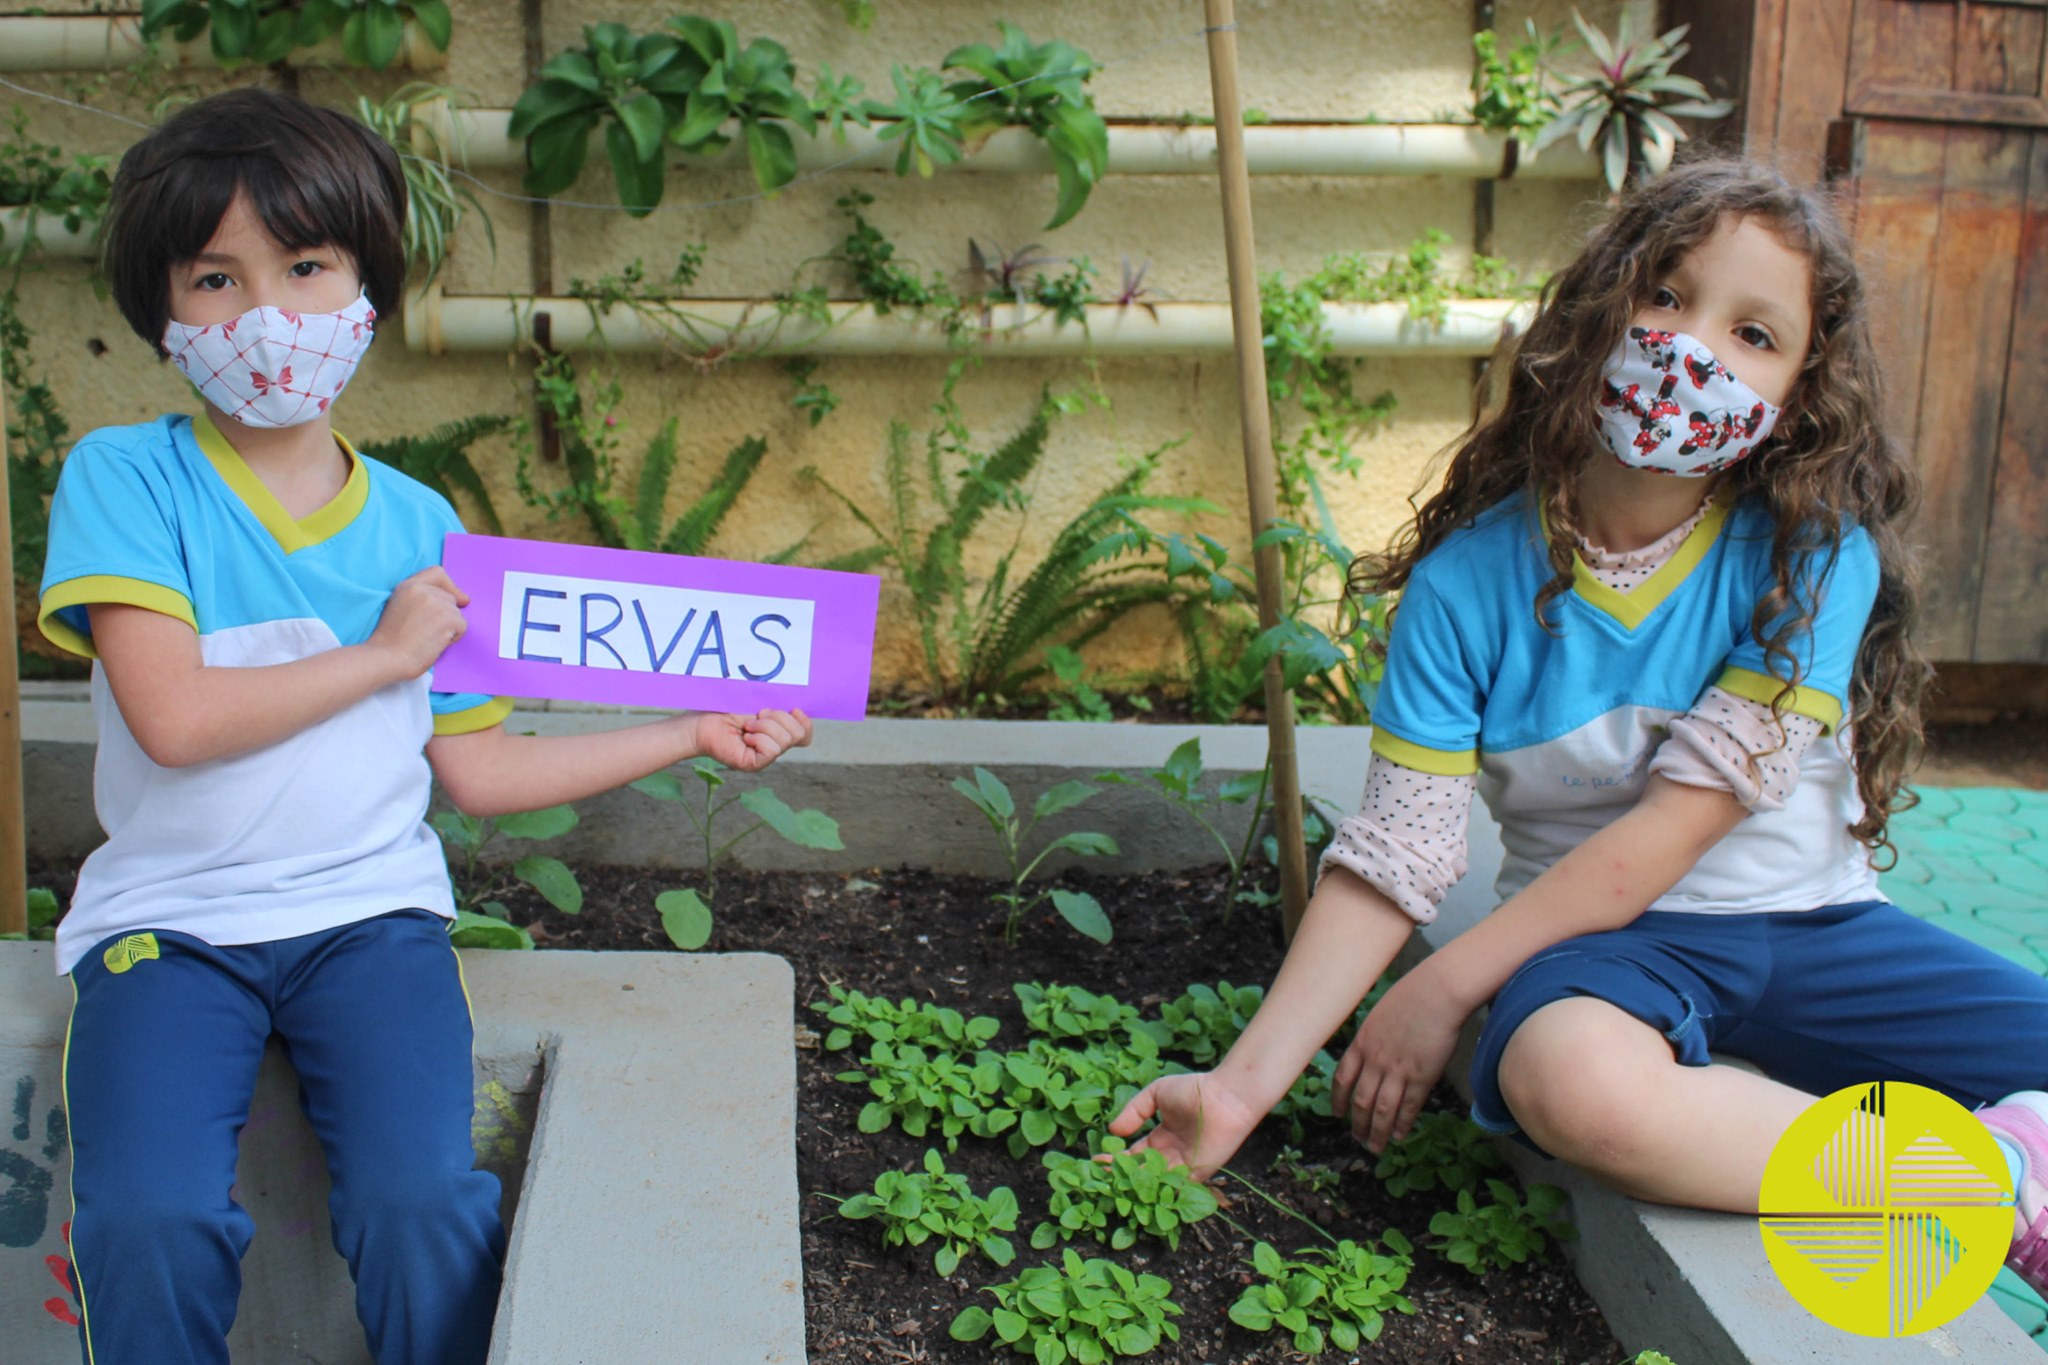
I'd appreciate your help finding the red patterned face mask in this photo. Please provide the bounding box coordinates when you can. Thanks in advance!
[1596,326,1781,477]
[163,291,377,429]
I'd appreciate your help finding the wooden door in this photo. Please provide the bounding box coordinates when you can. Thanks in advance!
[1675,0,2048,660]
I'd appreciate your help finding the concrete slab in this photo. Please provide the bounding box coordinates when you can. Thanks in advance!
[0,942,802,1365]
[23,686,1372,878]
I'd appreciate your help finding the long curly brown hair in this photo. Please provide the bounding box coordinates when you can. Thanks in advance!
[1353,158,1930,859]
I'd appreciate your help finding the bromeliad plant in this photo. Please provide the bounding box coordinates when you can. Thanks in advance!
[1427,1178,1575,1273]
[632,758,842,950]
[1034,1134,1219,1252]
[951,768,1117,946]
[430,804,585,950]
[1372,1110,1506,1199]
[950,1249,1183,1361]
[1538,10,1733,193]
[139,0,452,69]
[1228,1232,1418,1355]
[833,1148,1020,1276]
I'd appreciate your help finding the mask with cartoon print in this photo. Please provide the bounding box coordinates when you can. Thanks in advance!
[1596,326,1781,476]
[163,291,376,429]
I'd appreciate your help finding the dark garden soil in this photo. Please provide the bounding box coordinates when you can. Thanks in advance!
[25,856,1626,1365]
[511,863,1623,1365]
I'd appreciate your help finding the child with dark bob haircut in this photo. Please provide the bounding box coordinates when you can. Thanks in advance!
[39,86,814,1365]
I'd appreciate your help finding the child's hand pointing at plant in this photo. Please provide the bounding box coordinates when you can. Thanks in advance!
[1103,1069,1264,1183]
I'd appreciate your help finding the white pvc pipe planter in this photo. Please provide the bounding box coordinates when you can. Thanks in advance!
[0,208,94,258]
[0,14,446,71]
[418,103,1598,181]
[404,290,1532,359]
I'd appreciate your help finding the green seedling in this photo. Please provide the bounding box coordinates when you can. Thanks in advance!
[1228,1232,1418,1355]
[1427,1178,1575,1273]
[950,1248,1183,1360]
[833,1148,1018,1276]
[633,758,841,950]
[951,767,1117,946]
[431,804,584,950]
[1034,1134,1218,1252]
[1373,1110,1506,1198]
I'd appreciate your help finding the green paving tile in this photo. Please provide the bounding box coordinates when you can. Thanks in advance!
[1917,852,1999,885]
[1950,884,2048,916]
[1920,912,2042,969]
[1955,788,2023,818]
[1978,907,2048,940]
[1991,1269,2048,1341]
[1881,881,1948,919]
[1906,786,1963,819]
[1951,811,2038,844]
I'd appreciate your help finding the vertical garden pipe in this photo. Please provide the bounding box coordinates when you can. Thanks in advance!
[0,383,24,936]
[1204,0,1310,938]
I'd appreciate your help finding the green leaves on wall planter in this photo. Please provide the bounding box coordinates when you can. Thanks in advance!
[510,18,1110,226]
[508,17,815,216]
[139,0,451,70]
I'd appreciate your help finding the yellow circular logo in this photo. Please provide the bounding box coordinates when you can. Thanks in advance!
[1760,1081,2016,1337]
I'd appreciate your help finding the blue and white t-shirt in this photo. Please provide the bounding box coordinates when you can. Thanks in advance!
[38,413,513,974]
[1369,488,1882,914]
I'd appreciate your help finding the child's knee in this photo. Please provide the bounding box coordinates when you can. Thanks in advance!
[1498,997,1669,1164]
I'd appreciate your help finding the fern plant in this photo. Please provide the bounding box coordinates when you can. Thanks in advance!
[359,413,509,535]
[518,352,784,559]
[801,389,1210,709]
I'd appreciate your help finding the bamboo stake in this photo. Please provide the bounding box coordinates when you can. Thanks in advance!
[1203,0,1309,938]
[0,380,26,936]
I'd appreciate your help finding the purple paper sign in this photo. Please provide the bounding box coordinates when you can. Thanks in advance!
[433,534,881,720]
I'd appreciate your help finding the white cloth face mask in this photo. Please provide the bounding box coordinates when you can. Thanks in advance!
[163,290,377,429]
[1596,326,1781,476]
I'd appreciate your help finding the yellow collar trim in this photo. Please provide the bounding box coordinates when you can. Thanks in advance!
[1543,491,1732,631]
[193,413,367,554]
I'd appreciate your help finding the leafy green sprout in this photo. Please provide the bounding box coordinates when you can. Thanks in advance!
[951,767,1117,946]
[812,983,1004,1055]
[0,888,60,943]
[1372,1110,1506,1198]
[996,1036,1166,1158]
[140,0,452,70]
[1013,982,1147,1047]
[830,1147,1019,1276]
[1426,1177,1575,1273]
[1035,1133,1219,1252]
[1471,22,1563,139]
[1271,1144,1343,1200]
[430,804,585,950]
[842,1039,1015,1152]
[631,758,842,949]
[1097,737,1272,916]
[949,1248,1183,1361]
[1042,644,1113,722]
[1228,1231,1418,1355]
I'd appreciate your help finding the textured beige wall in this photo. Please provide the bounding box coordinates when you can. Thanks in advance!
[6,0,1628,693]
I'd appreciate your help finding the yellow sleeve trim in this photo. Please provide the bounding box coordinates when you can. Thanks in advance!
[37,574,198,660]
[432,695,515,737]
[1369,727,1481,776]
[1716,666,1845,735]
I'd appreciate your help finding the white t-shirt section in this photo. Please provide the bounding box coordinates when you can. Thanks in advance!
[64,618,456,966]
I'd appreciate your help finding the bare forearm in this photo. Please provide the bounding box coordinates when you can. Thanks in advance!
[429,716,704,818]
[1426,778,1746,1013]
[1215,869,1416,1113]
[126,644,404,766]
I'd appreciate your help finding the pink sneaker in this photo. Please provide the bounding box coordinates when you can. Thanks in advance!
[1979,1091,2048,1294]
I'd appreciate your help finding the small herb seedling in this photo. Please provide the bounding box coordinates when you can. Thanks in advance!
[1153,980,1264,1064]
[1098,738,1270,914]
[1014,982,1154,1048]
[1271,1144,1343,1201]
[1034,1134,1218,1252]
[634,758,842,950]
[1373,1110,1505,1198]
[841,1040,1016,1153]
[431,804,585,950]
[1228,1232,1418,1355]
[951,766,1117,946]
[1427,1178,1575,1274]
[996,1037,1166,1159]
[833,1148,1019,1276]
[950,1249,1183,1359]
[812,984,1003,1055]
[0,887,60,942]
